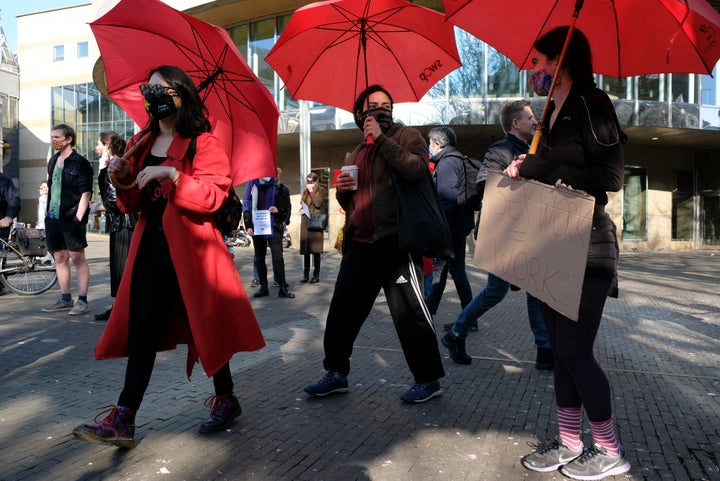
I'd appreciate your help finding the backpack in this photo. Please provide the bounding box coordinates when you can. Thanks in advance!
[187,137,243,235]
[462,155,483,211]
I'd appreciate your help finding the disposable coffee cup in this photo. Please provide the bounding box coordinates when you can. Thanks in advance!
[341,165,358,190]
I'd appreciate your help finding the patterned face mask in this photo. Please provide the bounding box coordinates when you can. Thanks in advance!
[529,70,553,97]
[140,83,178,120]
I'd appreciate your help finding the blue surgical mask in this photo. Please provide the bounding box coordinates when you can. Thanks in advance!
[529,70,553,97]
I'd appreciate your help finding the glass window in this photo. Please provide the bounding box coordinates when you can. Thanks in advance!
[487,46,520,98]
[622,167,647,241]
[602,76,629,100]
[249,18,276,92]
[53,45,64,62]
[77,41,89,58]
[442,29,484,99]
[228,24,249,61]
[637,74,662,101]
[672,171,694,241]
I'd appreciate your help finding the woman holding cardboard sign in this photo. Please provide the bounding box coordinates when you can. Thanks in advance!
[505,27,629,480]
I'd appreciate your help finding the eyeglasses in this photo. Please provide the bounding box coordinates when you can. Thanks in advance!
[139,83,175,97]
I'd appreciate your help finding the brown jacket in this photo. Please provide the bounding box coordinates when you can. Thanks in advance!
[337,122,428,241]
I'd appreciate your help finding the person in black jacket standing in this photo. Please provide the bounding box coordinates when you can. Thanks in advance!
[95,131,137,321]
[0,171,21,296]
[42,124,94,315]
[506,28,630,480]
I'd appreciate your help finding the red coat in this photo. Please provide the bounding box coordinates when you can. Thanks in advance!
[94,131,265,378]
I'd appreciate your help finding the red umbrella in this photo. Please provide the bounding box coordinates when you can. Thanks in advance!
[265,0,462,113]
[90,0,279,185]
[442,0,720,78]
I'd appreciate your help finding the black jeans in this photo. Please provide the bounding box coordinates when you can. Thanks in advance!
[253,227,287,287]
[322,235,445,384]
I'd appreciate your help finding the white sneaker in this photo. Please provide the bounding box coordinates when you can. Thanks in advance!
[68,300,90,316]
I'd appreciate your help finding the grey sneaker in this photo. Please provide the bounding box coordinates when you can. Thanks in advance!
[400,380,442,404]
[560,443,631,480]
[42,298,74,312]
[304,371,349,397]
[68,300,90,316]
[521,437,583,472]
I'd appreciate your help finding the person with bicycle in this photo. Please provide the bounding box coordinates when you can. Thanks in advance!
[0,171,21,296]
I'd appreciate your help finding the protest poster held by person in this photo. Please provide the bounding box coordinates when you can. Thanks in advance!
[504,28,631,479]
[72,65,265,449]
[303,85,445,404]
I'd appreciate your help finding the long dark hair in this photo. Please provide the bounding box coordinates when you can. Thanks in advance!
[534,27,595,90]
[145,65,212,137]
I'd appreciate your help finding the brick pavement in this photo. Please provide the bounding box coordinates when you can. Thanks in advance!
[0,234,718,481]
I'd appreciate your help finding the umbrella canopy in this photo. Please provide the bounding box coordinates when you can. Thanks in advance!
[265,0,462,112]
[90,0,279,185]
[442,0,720,77]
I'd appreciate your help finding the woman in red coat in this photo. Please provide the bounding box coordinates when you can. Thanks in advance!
[72,65,265,449]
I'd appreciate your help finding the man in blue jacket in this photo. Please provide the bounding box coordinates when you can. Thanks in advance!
[425,126,474,316]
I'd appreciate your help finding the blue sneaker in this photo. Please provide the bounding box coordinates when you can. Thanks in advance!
[304,371,349,397]
[400,380,442,404]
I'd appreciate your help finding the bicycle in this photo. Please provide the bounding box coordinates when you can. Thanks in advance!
[0,224,58,295]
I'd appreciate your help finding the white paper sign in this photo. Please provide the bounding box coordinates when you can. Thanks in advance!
[473,171,595,321]
[252,209,273,236]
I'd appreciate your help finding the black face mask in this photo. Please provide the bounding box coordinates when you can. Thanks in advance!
[364,107,393,132]
[140,84,178,120]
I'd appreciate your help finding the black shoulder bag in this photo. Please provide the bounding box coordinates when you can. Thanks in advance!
[391,171,454,260]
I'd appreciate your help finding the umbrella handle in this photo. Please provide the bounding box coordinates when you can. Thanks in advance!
[108,133,151,190]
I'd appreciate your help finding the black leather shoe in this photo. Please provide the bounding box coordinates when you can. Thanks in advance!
[441,332,472,365]
[535,347,555,370]
[278,287,295,298]
[300,276,309,283]
[94,308,112,321]
[253,286,269,298]
[309,276,319,283]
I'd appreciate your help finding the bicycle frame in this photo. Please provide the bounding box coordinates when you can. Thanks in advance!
[0,225,58,295]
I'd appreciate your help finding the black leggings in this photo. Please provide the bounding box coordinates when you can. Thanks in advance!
[118,229,232,411]
[540,273,614,422]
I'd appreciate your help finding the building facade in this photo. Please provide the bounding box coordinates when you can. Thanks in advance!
[10,0,720,250]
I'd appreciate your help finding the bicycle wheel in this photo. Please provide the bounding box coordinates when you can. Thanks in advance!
[0,248,58,295]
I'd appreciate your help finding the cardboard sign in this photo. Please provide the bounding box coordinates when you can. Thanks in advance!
[473,171,595,321]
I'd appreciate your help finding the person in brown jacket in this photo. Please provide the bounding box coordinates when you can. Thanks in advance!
[299,172,327,283]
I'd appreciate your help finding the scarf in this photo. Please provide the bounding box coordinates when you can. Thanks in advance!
[243,178,276,238]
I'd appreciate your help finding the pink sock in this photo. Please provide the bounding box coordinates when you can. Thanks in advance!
[557,406,583,452]
[589,417,620,457]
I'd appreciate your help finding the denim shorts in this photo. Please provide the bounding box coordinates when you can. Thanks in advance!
[45,217,88,251]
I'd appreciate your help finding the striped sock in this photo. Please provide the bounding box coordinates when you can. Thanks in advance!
[589,417,620,457]
[557,406,583,452]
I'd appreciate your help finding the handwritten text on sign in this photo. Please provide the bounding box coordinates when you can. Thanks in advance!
[473,171,595,321]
